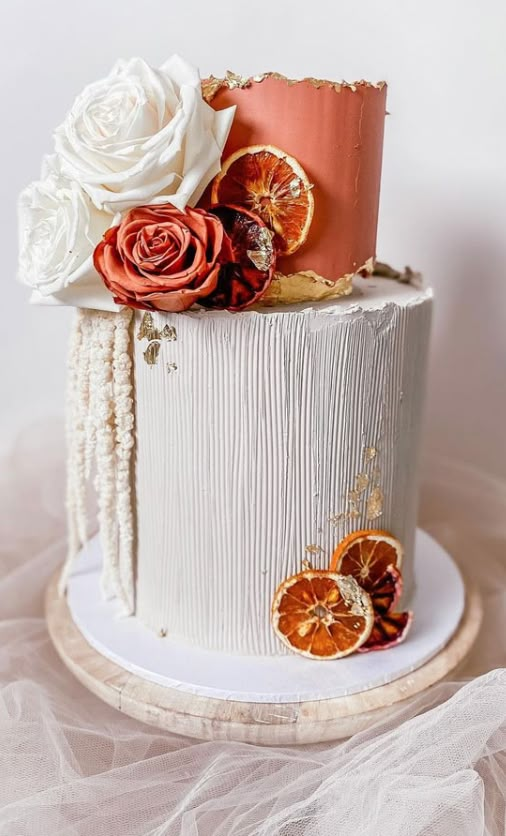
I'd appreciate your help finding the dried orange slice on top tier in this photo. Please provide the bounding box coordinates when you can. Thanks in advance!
[272,568,374,659]
[211,145,314,256]
[330,530,404,587]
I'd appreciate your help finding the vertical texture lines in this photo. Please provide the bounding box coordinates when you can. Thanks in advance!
[134,292,432,655]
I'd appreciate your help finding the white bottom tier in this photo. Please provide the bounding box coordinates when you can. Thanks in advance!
[67,529,465,704]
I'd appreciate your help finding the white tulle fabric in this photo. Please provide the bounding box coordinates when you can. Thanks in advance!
[0,421,505,835]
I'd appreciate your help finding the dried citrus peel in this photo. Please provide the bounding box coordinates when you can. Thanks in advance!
[359,565,413,653]
[200,204,276,311]
[359,609,413,653]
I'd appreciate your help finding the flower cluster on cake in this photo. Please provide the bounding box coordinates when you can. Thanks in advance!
[18,55,426,661]
[18,55,385,314]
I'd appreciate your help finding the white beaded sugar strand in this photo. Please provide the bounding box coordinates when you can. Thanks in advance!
[58,308,136,614]
[59,309,86,595]
[112,308,135,615]
[89,312,119,602]
[73,312,94,545]
[83,313,97,483]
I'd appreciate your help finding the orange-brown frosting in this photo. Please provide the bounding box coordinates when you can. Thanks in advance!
[204,74,387,289]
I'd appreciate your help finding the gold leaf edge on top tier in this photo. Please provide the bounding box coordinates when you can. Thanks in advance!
[256,258,423,306]
[257,257,374,307]
[202,71,386,103]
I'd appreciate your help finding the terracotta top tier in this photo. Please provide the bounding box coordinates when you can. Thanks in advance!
[202,73,387,305]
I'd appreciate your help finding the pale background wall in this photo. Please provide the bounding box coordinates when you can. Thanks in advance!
[1,0,505,475]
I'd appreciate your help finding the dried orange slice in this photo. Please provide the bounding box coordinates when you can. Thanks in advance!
[211,145,314,256]
[330,530,404,588]
[271,569,374,659]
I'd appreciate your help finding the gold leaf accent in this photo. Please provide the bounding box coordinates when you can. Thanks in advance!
[329,442,384,525]
[329,512,346,526]
[201,71,385,102]
[305,544,324,555]
[137,312,160,342]
[366,487,384,520]
[161,324,177,341]
[288,177,302,198]
[202,70,253,102]
[355,473,370,493]
[138,313,178,344]
[246,227,274,272]
[259,269,354,307]
[247,249,271,272]
[138,314,178,367]
[223,70,253,90]
[201,76,225,103]
[336,575,371,618]
[202,71,385,106]
[364,446,378,463]
[143,341,161,366]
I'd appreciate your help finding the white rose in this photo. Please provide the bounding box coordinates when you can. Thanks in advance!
[54,55,235,214]
[18,157,117,310]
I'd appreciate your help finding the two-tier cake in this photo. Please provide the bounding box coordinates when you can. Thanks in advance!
[19,56,474,742]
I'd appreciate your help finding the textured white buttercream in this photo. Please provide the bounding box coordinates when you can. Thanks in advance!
[133,278,433,655]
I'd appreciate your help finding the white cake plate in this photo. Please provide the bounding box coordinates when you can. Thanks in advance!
[46,530,481,744]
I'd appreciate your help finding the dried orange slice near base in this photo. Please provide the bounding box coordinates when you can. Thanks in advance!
[330,529,404,586]
[211,145,314,256]
[271,569,374,659]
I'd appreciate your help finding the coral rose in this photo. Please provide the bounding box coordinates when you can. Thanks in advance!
[93,204,224,312]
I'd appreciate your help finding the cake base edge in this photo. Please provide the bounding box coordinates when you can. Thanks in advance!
[45,534,481,745]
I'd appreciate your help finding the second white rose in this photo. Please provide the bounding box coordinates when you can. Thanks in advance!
[18,157,116,310]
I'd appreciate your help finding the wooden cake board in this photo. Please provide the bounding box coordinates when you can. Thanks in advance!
[46,564,482,746]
